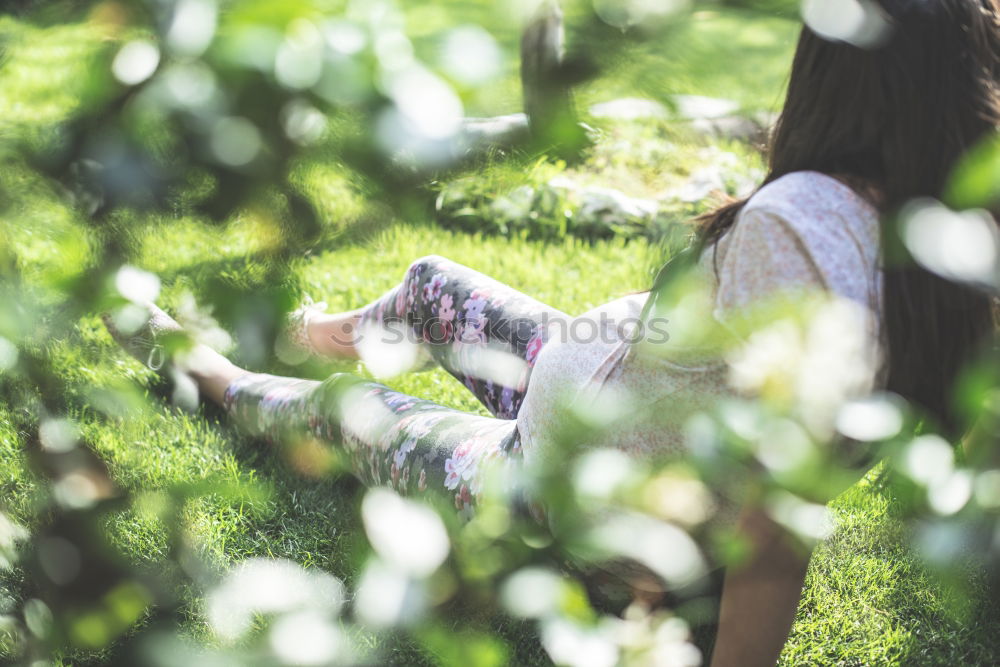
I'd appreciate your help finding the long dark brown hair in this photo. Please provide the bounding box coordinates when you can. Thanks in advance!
[698,0,1000,436]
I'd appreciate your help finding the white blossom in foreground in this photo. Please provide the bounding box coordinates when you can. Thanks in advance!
[727,295,880,437]
[361,488,450,578]
[206,558,344,642]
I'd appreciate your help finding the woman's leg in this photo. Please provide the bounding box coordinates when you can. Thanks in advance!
[222,370,523,518]
[309,255,569,419]
[107,304,525,518]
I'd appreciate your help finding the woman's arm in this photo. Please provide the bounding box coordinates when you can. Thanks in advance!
[709,505,812,667]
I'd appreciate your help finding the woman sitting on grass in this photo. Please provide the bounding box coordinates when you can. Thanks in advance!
[106,1,1000,664]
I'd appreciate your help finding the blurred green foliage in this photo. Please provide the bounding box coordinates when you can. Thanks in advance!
[1,1,1000,666]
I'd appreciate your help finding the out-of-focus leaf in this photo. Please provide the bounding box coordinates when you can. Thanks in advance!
[419,626,509,667]
[945,132,1000,210]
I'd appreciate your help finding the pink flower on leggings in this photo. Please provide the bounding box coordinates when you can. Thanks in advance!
[525,330,545,366]
[407,262,424,282]
[422,273,447,304]
[384,392,416,413]
[444,441,474,491]
[444,457,463,490]
[393,436,417,468]
[439,293,456,323]
[463,293,489,321]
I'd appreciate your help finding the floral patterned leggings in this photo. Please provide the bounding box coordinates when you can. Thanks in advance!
[223,256,568,518]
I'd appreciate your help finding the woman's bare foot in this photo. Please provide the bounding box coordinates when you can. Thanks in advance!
[278,299,362,363]
[305,311,362,359]
[104,303,247,406]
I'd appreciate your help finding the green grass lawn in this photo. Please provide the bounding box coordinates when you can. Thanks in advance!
[2,4,1000,665]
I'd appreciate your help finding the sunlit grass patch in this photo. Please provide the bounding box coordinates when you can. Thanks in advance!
[0,18,107,133]
[784,478,1000,666]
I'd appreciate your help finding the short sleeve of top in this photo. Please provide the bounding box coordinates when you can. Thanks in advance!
[712,206,826,321]
[708,171,883,331]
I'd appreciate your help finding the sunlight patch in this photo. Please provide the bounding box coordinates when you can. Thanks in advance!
[276,20,324,90]
[210,117,262,167]
[928,470,973,516]
[167,0,217,57]
[802,0,890,48]
[0,336,17,372]
[541,617,618,667]
[112,41,160,86]
[902,435,955,487]
[902,199,1000,288]
[768,491,835,541]
[39,418,79,453]
[593,0,690,31]
[361,489,450,577]
[269,610,348,665]
[206,558,344,642]
[354,559,426,627]
[356,320,425,378]
[501,567,563,618]
[573,449,636,501]
[440,26,503,85]
[115,265,161,304]
[588,513,706,588]
[836,394,904,442]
